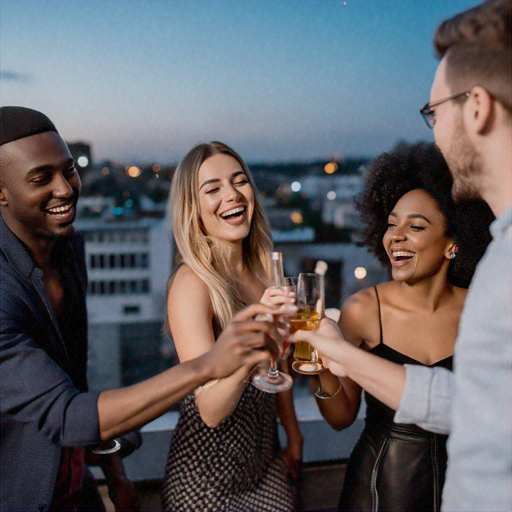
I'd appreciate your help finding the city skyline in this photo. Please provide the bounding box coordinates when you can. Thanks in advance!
[1,0,480,164]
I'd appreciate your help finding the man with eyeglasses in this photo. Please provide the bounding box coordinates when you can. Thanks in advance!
[289,1,511,510]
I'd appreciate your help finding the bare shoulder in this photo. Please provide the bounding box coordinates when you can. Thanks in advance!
[167,264,215,361]
[339,286,380,347]
[168,265,212,317]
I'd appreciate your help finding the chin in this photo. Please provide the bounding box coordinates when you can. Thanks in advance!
[45,225,77,241]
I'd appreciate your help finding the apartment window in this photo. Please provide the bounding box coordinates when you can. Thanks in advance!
[141,279,150,293]
[123,305,140,315]
[140,253,149,268]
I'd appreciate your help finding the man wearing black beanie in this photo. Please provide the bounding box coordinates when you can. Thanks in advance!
[0,106,283,511]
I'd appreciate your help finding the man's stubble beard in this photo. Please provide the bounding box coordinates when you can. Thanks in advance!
[444,116,484,202]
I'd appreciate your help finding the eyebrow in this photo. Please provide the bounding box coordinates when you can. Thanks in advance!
[26,158,75,178]
[199,170,246,191]
[389,212,432,224]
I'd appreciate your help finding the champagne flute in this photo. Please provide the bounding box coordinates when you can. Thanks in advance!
[251,252,294,393]
[290,273,324,375]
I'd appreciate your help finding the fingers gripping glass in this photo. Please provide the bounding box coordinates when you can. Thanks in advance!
[251,252,293,393]
[420,90,470,129]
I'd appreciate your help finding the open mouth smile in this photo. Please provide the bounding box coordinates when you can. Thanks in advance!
[219,206,247,225]
[390,250,416,267]
[45,202,75,220]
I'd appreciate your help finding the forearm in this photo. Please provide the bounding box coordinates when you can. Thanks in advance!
[98,354,212,441]
[195,365,252,428]
[314,372,360,430]
[341,343,406,411]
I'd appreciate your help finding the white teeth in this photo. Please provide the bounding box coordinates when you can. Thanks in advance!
[48,204,72,214]
[221,206,245,218]
[392,251,415,258]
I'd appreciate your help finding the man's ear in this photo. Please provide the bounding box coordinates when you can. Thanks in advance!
[464,86,494,135]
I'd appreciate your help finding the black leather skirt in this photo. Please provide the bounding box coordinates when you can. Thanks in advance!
[338,421,448,512]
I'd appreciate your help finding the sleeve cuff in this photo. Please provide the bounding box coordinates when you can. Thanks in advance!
[395,364,432,424]
[394,364,453,434]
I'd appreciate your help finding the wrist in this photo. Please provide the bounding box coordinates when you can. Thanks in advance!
[193,352,216,382]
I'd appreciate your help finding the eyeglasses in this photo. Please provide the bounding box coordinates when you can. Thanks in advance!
[420,90,471,129]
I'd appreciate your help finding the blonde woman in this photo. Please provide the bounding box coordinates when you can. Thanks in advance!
[161,142,302,512]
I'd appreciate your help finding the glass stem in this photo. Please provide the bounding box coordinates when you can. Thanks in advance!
[268,358,279,377]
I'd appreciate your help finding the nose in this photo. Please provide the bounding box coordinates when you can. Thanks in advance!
[390,228,407,241]
[225,183,242,202]
[52,172,74,198]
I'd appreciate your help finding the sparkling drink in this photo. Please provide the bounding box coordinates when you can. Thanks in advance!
[290,304,323,374]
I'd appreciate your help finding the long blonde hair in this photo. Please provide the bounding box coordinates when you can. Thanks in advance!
[168,141,273,333]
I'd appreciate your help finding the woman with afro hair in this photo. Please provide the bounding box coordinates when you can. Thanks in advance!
[310,141,494,512]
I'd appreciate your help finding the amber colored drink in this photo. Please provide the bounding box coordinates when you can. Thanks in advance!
[290,306,321,364]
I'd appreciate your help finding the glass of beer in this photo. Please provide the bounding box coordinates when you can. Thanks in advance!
[291,273,324,375]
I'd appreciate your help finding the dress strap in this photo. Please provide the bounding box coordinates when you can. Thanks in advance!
[374,286,384,345]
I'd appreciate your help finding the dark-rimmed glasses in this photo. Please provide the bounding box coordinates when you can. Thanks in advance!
[420,90,471,129]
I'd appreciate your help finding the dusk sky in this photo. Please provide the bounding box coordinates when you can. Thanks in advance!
[1,0,480,165]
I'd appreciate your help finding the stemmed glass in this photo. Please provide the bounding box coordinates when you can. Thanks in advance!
[251,252,294,393]
[290,272,324,375]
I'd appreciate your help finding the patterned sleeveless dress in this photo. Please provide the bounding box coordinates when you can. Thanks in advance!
[338,287,452,512]
[161,383,296,512]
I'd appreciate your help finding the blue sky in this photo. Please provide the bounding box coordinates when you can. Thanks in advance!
[0,0,480,164]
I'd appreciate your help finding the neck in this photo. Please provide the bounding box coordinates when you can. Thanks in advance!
[480,120,512,217]
[225,240,245,275]
[396,268,454,312]
[1,209,56,269]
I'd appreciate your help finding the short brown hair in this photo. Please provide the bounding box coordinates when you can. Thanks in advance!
[434,0,511,111]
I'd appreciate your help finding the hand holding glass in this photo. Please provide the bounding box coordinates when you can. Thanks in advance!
[251,252,294,393]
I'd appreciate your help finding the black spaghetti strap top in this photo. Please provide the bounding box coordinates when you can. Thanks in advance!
[365,286,453,434]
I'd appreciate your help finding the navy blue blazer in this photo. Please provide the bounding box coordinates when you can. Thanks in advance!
[0,215,101,512]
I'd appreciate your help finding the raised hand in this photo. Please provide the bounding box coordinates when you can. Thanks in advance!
[287,317,351,377]
[208,303,294,379]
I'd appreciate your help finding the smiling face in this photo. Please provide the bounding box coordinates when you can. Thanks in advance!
[0,131,81,247]
[383,189,455,284]
[197,153,255,244]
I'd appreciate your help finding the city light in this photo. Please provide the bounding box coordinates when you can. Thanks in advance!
[291,211,303,224]
[291,181,301,192]
[77,155,89,168]
[101,167,110,176]
[127,165,142,178]
[151,164,161,173]
[354,267,367,280]
[327,191,336,200]
[324,162,338,174]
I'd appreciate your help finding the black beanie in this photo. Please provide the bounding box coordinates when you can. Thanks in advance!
[0,106,58,146]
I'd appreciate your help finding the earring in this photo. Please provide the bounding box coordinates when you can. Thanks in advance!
[449,253,456,259]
